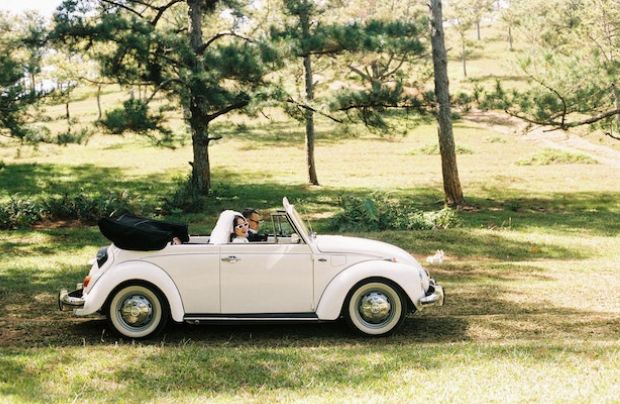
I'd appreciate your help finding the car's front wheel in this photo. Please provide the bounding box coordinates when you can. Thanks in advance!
[107,283,169,339]
[344,280,407,336]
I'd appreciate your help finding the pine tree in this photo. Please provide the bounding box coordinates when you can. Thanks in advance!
[273,0,428,184]
[53,0,281,194]
[489,0,620,137]
[0,12,45,141]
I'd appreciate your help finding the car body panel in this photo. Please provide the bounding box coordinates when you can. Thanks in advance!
[219,243,314,313]
[315,260,426,320]
[76,260,185,322]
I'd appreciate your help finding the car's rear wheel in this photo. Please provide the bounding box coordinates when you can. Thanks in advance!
[344,280,407,336]
[107,283,169,339]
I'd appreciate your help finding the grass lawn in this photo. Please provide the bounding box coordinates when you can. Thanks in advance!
[1,21,620,403]
[1,110,619,401]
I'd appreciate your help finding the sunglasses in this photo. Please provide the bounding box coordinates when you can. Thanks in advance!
[235,223,249,229]
[249,218,262,224]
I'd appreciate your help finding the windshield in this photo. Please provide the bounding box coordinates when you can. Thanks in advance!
[290,205,311,239]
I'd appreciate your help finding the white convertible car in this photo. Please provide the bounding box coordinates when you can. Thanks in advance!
[59,198,444,338]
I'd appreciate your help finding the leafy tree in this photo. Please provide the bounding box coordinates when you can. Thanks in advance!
[489,0,620,138]
[0,12,45,141]
[53,0,281,194]
[273,0,428,185]
[445,0,485,77]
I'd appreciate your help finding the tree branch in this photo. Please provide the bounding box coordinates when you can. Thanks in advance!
[150,0,183,26]
[101,0,144,18]
[145,78,185,104]
[286,97,343,123]
[347,64,371,81]
[206,100,249,121]
[199,31,254,54]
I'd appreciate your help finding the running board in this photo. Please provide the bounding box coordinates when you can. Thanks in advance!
[184,312,320,324]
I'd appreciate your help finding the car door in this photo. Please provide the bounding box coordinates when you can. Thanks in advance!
[219,242,314,314]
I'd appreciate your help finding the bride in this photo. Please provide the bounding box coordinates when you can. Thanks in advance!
[209,210,249,244]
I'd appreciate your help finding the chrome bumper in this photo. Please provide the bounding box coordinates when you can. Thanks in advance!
[58,288,85,311]
[418,282,445,307]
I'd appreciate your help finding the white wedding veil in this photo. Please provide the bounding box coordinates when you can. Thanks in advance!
[209,210,242,244]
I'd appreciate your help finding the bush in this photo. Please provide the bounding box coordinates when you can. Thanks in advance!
[42,192,134,222]
[0,192,134,229]
[99,99,169,135]
[331,194,460,231]
[160,177,206,214]
[0,198,43,229]
[412,144,473,155]
[517,149,598,166]
[55,127,93,146]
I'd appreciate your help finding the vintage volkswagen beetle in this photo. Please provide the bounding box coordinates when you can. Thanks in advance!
[59,198,444,338]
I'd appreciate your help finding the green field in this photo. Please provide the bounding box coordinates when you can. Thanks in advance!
[1,22,620,403]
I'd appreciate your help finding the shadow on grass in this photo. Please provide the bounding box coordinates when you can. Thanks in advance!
[461,191,620,237]
[374,230,585,261]
[0,163,180,211]
[3,161,619,237]
[4,335,616,402]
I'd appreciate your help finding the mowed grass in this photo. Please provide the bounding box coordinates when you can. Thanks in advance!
[1,23,620,402]
[1,109,620,401]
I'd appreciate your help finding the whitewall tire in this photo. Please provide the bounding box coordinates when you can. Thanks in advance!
[344,280,407,336]
[107,284,169,339]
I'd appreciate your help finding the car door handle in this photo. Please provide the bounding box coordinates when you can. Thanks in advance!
[221,255,240,263]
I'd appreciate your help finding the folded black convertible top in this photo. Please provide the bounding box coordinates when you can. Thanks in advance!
[98,213,189,251]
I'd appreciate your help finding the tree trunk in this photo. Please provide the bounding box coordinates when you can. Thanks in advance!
[30,73,36,92]
[612,83,620,128]
[461,37,467,77]
[65,100,72,134]
[508,25,513,51]
[430,0,464,207]
[300,9,319,186]
[187,0,210,194]
[190,104,211,193]
[96,84,102,120]
[476,20,481,40]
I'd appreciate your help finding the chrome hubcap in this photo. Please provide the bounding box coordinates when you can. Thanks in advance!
[358,292,392,323]
[120,295,153,327]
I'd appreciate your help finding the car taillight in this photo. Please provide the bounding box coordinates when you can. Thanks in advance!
[83,275,92,288]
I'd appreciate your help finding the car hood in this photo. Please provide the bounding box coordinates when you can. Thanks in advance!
[315,235,419,266]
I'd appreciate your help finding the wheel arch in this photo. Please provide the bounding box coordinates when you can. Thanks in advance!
[315,260,424,320]
[76,260,185,322]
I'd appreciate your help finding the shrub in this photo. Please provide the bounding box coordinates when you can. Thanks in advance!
[55,127,93,146]
[160,177,206,214]
[99,99,169,135]
[42,192,134,222]
[0,198,43,229]
[517,149,598,166]
[412,144,473,155]
[0,192,135,229]
[331,194,460,231]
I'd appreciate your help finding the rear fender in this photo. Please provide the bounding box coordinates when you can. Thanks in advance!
[315,260,425,320]
[75,260,185,322]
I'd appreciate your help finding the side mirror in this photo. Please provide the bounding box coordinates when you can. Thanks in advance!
[290,233,301,244]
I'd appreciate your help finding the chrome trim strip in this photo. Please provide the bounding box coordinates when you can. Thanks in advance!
[184,316,319,322]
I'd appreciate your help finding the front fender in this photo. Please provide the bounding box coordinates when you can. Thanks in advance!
[315,260,426,320]
[75,260,185,322]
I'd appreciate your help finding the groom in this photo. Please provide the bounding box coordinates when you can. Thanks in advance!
[243,208,268,242]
